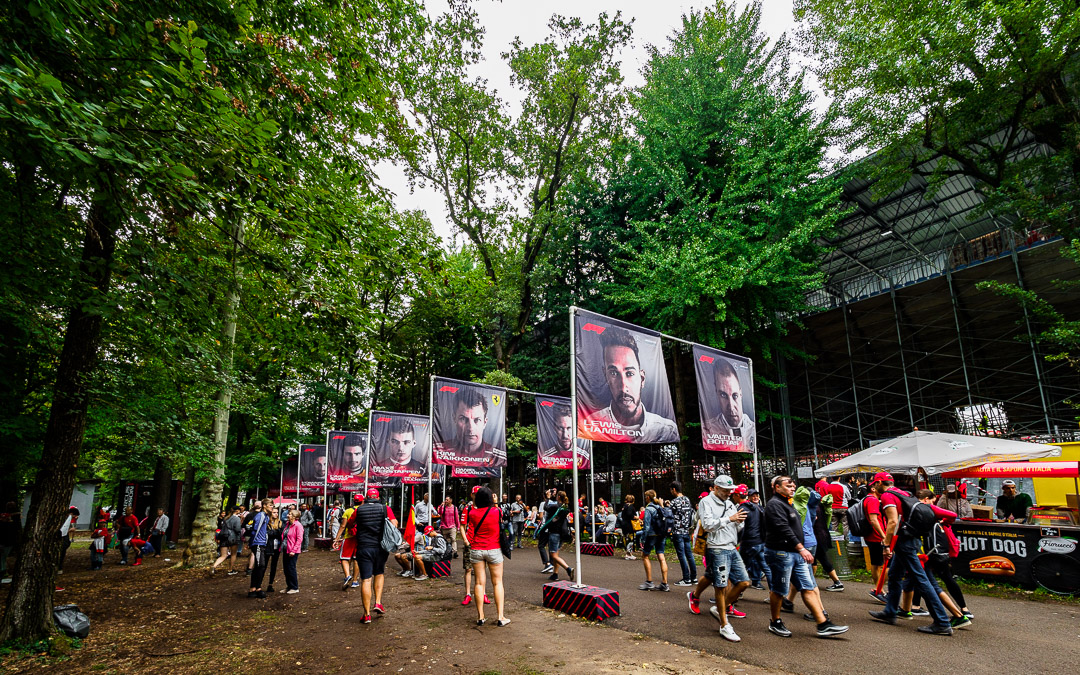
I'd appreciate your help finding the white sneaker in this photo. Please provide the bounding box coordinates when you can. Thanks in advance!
[286,589,300,594]
[413,574,428,581]
[719,623,741,642]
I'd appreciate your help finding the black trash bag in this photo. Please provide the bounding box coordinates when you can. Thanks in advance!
[53,604,90,639]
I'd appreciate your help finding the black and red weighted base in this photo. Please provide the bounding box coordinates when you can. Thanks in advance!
[542,580,619,621]
[428,560,453,578]
[581,542,614,556]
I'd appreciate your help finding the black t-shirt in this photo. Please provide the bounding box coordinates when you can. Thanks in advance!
[764,494,805,552]
[737,502,763,547]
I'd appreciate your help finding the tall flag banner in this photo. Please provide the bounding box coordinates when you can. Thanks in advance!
[573,309,679,444]
[298,444,327,490]
[369,412,435,480]
[452,466,502,478]
[281,450,299,495]
[693,344,756,453]
[432,378,508,467]
[326,430,370,491]
[535,395,592,470]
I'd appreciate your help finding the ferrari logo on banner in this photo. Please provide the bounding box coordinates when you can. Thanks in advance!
[492,394,501,407]
[431,377,508,468]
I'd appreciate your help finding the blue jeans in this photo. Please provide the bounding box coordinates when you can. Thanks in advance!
[741,542,771,587]
[884,537,950,628]
[671,533,696,582]
[704,548,748,588]
[283,552,299,590]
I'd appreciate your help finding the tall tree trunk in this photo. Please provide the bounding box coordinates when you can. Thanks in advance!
[183,217,243,567]
[0,188,118,642]
[178,462,196,541]
[149,456,173,521]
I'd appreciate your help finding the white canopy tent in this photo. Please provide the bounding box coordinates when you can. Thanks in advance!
[814,430,1062,477]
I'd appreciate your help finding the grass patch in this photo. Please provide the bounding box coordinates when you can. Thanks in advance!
[513,656,546,675]
[251,610,286,624]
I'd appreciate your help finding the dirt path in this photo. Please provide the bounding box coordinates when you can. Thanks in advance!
[0,548,776,675]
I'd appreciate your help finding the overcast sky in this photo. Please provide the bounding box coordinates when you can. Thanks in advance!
[374,0,817,243]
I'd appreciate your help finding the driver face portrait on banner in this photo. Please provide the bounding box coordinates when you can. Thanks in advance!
[536,398,592,470]
[432,381,508,467]
[298,444,327,488]
[694,345,755,453]
[370,413,431,478]
[327,431,368,483]
[574,310,679,444]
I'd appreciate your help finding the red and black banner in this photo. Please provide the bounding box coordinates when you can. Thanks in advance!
[368,412,434,480]
[693,344,756,453]
[298,444,327,489]
[432,378,507,467]
[573,309,678,444]
[451,465,501,479]
[535,395,591,470]
[281,451,299,495]
[326,430,368,487]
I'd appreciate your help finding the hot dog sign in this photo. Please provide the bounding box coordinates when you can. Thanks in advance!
[952,522,1080,592]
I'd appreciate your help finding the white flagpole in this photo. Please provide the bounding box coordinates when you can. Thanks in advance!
[295,445,301,502]
[363,415,372,496]
[428,377,435,518]
[569,306,583,587]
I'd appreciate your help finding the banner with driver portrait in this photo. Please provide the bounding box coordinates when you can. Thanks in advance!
[573,309,679,444]
[535,395,592,470]
[368,412,433,480]
[298,444,327,490]
[280,451,299,496]
[325,430,369,491]
[431,378,507,468]
[693,344,755,453]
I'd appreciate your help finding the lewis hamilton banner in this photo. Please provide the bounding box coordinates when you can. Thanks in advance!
[573,309,679,444]
[432,378,507,467]
[693,345,756,453]
[535,395,591,470]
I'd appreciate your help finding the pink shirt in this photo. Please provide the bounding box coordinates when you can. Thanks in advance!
[285,521,304,554]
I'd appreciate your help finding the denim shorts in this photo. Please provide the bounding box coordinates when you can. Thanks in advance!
[469,548,504,565]
[641,535,666,556]
[547,532,562,552]
[764,548,816,595]
[704,547,748,588]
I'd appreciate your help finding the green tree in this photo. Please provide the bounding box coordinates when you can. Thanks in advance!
[795,0,1080,238]
[399,1,632,374]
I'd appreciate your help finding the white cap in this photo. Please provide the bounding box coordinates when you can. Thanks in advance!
[714,475,735,489]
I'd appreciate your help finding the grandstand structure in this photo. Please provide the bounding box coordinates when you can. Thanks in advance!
[757,158,1080,469]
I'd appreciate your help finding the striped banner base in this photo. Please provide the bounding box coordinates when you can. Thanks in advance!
[314,538,333,550]
[542,580,620,621]
[581,542,615,556]
[429,560,453,578]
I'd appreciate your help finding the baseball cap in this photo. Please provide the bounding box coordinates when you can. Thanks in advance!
[366,487,380,499]
[699,491,710,499]
[1002,479,1016,487]
[747,488,758,496]
[471,485,482,495]
[714,475,735,489]
[870,471,893,484]
[423,525,434,535]
[732,484,748,496]
[352,494,364,504]
[945,483,957,493]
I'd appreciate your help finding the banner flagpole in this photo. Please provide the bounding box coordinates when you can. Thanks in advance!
[748,358,761,495]
[364,413,372,496]
[428,376,435,515]
[323,431,330,527]
[569,305,583,588]
[296,445,301,503]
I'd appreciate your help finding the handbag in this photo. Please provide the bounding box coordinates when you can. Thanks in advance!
[692,523,707,556]
[380,517,402,553]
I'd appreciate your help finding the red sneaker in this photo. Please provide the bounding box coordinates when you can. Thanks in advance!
[361,615,372,624]
[687,591,700,615]
[727,604,747,618]
[133,560,142,566]
[483,595,491,605]
[461,595,472,606]
[373,603,385,614]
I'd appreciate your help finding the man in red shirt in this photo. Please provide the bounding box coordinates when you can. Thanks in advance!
[863,473,889,603]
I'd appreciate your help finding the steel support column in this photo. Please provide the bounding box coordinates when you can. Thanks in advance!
[1009,245,1054,434]
[945,267,976,410]
[776,354,796,472]
[890,284,916,429]
[841,299,866,448]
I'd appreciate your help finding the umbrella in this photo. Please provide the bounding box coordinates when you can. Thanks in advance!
[272,496,298,506]
[814,430,1061,477]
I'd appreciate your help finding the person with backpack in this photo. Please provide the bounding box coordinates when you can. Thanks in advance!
[618,495,638,560]
[351,488,391,623]
[247,499,273,598]
[536,491,574,582]
[638,490,671,592]
[903,490,971,628]
[668,481,697,587]
[868,473,954,635]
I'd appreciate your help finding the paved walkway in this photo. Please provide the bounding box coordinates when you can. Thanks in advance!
[486,546,1079,675]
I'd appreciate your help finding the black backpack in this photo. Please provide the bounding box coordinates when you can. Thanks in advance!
[890,489,938,538]
[845,497,874,538]
[649,504,673,536]
[926,522,950,564]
